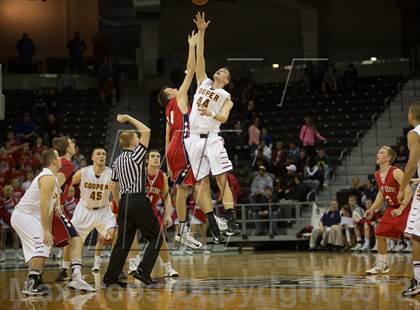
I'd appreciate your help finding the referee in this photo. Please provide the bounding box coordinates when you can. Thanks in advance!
[103,114,162,287]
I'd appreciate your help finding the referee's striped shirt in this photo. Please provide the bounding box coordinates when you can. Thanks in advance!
[111,143,147,194]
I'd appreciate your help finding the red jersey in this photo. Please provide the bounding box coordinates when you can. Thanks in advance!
[374,166,401,209]
[145,169,165,208]
[165,98,191,147]
[59,157,75,204]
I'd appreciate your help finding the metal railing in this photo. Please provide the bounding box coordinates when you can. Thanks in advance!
[214,201,331,240]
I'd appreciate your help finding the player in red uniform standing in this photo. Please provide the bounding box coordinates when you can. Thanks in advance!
[127,150,178,277]
[157,31,203,249]
[365,146,412,274]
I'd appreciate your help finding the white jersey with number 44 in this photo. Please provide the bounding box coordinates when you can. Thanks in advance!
[190,78,231,134]
[80,166,112,209]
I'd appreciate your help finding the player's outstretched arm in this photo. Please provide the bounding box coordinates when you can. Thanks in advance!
[177,31,199,111]
[398,132,420,203]
[39,175,55,246]
[194,12,210,86]
[117,114,151,148]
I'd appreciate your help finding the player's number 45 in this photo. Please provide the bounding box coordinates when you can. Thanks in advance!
[90,191,102,201]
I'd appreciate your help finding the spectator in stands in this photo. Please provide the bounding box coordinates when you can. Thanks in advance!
[249,166,273,204]
[276,165,297,200]
[248,117,261,155]
[349,176,363,205]
[15,33,35,63]
[252,147,270,171]
[67,31,87,73]
[261,128,273,148]
[245,100,258,126]
[44,88,60,117]
[329,204,352,251]
[92,32,108,64]
[43,114,61,144]
[21,171,34,192]
[271,141,286,176]
[0,185,23,261]
[241,81,257,104]
[309,201,340,250]
[304,157,321,190]
[32,137,47,154]
[14,113,37,145]
[361,178,377,206]
[348,194,365,250]
[72,146,86,171]
[287,174,308,201]
[286,142,300,164]
[252,186,277,235]
[57,66,74,96]
[254,142,271,162]
[342,64,358,91]
[360,199,380,251]
[303,61,316,92]
[98,56,120,103]
[299,117,327,158]
[394,143,409,170]
[225,121,247,161]
[80,158,87,168]
[0,146,15,179]
[322,63,338,93]
[296,149,307,173]
[315,149,333,187]
[32,96,49,123]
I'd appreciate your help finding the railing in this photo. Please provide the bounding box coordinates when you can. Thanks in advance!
[211,201,331,240]
[339,148,349,184]
[356,131,364,164]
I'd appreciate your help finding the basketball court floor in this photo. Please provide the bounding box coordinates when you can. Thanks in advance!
[1,251,419,309]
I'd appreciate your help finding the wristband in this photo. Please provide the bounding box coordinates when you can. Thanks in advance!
[211,111,216,119]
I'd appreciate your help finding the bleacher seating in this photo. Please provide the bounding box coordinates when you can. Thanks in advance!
[0,89,110,153]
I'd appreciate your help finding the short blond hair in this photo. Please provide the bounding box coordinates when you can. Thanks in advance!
[119,131,139,149]
[381,146,397,163]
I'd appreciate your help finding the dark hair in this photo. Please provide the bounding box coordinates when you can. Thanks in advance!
[157,86,170,106]
[53,137,70,156]
[41,149,58,167]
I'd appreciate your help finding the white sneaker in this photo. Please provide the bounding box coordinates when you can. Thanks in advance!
[0,253,6,262]
[67,276,96,292]
[174,227,203,249]
[92,257,101,272]
[371,243,378,252]
[366,263,389,275]
[164,263,179,277]
[360,242,370,252]
[404,242,412,253]
[352,243,362,251]
[215,216,228,232]
[388,240,396,252]
[128,259,137,275]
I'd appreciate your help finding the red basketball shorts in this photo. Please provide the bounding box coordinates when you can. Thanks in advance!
[375,205,411,240]
[167,143,195,186]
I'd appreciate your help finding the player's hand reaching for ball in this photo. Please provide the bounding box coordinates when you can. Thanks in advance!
[188,30,199,47]
[117,114,130,123]
[193,12,210,32]
[43,230,53,246]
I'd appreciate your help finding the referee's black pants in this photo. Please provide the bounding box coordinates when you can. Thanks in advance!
[103,193,162,283]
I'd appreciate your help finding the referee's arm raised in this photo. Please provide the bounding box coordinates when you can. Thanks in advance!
[117,114,151,148]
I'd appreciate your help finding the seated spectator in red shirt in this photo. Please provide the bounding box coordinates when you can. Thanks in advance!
[0,185,23,260]
[32,136,47,154]
[10,166,26,184]
[19,144,34,172]
[0,146,15,177]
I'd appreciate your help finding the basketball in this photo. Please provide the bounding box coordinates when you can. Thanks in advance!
[191,0,208,6]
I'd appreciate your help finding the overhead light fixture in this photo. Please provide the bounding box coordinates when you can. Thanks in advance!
[370,57,377,62]
[184,70,188,74]
[272,63,279,69]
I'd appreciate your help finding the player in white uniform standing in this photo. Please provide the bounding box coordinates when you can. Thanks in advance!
[11,149,59,295]
[398,101,420,297]
[71,148,117,274]
[184,12,238,242]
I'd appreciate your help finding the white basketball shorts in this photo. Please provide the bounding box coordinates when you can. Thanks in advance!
[11,209,51,263]
[405,183,420,237]
[184,133,233,181]
[71,202,117,241]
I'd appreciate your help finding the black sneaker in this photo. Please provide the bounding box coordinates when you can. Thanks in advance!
[225,217,239,236]
[55,269,70,282]
[131,269,157,286]
[22,276,50,296]
[118,272,127,280]
[103,280,127,288]
[402,278,420,297]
